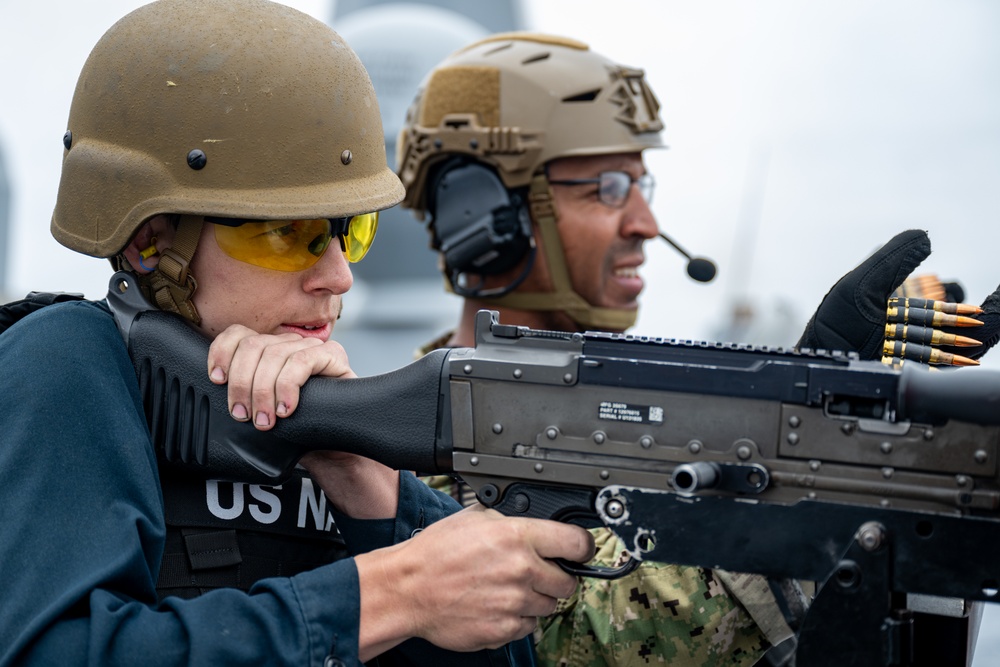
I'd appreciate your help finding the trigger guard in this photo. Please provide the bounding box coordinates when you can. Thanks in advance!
[554,554,641,580]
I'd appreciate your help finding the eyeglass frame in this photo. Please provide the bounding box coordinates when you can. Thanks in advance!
[547,170,655,209]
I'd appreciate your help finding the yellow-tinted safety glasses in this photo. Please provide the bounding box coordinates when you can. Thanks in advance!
[207,213,379,272]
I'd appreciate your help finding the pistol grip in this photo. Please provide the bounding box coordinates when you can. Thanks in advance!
[478,482,642,579]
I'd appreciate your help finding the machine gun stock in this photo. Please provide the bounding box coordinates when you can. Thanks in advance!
[107,272,452,481]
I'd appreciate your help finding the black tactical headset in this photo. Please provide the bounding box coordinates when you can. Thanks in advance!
[425,158,536,298]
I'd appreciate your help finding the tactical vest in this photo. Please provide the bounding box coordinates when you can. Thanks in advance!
[157,464,349,599]
[1,294,349,600]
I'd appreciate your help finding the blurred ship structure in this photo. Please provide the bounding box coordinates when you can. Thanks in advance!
[707,144,802,348]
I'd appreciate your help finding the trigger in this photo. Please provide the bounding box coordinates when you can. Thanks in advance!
[554,554,641,580]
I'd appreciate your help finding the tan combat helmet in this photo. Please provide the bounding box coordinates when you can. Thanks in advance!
[52,0,403,323]
[397,32,664,331]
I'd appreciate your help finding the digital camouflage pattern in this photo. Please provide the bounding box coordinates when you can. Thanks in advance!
[421,475,775,667]
[533,528,768,667]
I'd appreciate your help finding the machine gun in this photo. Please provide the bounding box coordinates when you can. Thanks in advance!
[107,271,1000,666]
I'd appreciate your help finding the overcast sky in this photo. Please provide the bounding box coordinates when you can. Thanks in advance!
[2,0,999,350]
[2,1,999,656]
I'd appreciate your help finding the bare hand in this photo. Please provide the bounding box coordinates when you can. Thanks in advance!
[206,324,356,430]
[355,506,595,657]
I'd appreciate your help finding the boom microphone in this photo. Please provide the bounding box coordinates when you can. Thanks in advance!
[658,231,718,283]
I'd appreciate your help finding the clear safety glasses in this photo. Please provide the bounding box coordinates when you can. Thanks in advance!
[206,213,379,272]
[548,171,655,209]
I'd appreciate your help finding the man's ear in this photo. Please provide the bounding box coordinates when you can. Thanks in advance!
[121,214,177,274]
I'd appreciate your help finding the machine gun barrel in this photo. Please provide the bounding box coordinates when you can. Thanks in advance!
[900,363,1000,425]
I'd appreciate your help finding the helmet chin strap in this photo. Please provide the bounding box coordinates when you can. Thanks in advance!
[131,215,202,326]
[487,174,638,332]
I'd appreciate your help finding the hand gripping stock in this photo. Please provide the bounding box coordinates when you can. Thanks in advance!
[106,272,452,483]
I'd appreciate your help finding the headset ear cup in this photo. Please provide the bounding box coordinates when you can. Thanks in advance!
[427,160,532,277]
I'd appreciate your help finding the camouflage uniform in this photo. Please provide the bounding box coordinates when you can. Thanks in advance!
[533,529,767,667]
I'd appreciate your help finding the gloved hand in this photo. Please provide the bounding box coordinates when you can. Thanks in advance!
[797,229,1000,363]
[796,229,931,360]
[938,284,1000,361]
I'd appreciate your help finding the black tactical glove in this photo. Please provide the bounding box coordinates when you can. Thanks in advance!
[796,229,931,360]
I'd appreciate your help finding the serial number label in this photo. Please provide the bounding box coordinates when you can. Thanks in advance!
[598,401,664,424]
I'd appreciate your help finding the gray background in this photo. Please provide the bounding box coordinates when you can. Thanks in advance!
[1,1,997,661]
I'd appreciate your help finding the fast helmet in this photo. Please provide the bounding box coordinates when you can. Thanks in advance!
[396,32,664,330]
[52,0,403,322]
